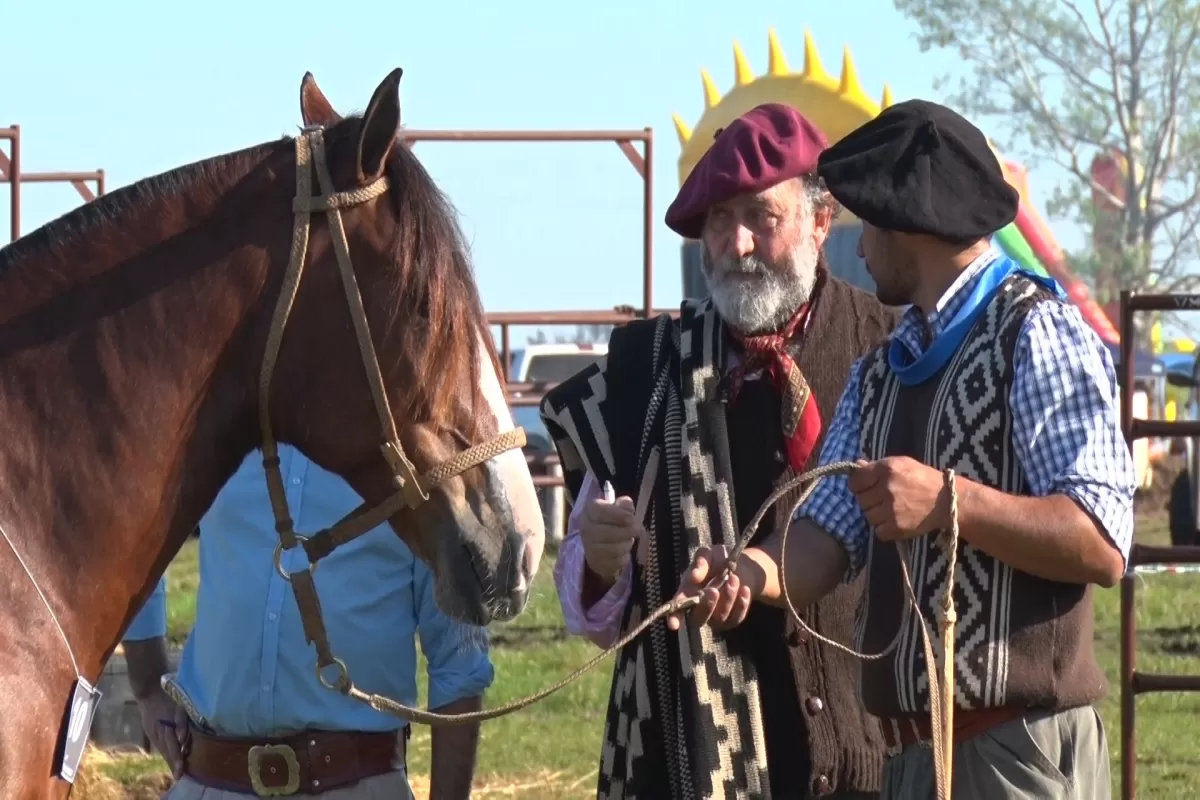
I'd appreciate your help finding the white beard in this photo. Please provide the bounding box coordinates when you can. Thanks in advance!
[701,237,820,334]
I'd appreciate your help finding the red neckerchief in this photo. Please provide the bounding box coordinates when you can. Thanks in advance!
[725,300,823,472]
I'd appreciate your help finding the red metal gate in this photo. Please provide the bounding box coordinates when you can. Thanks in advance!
[401,128,666,502]
[404,128,656,318]
[1118,290,1200,799]
[0,124,106,241]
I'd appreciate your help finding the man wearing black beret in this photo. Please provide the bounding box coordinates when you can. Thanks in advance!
[674,99,1134,799]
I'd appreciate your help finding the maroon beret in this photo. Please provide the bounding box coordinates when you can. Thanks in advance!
[666,103,829,239]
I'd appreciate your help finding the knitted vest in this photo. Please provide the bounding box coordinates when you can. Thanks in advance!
[853,274,1107,718]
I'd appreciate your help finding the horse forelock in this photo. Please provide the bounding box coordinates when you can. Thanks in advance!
[335,118,495,443]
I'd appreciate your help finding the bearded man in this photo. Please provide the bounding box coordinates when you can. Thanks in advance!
[675,100,1133,800]
[539,103,901,799]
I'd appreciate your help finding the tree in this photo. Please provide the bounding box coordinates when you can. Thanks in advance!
[893,0,1200,329]
[573,324,614,344]
[526,324,614,345]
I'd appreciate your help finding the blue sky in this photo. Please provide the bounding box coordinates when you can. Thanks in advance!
[4,1,1084,344]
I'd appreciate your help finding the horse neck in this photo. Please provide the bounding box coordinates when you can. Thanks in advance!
[0,144,290,681]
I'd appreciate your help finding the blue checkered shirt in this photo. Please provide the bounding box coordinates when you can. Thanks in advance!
[797,247,1137,579]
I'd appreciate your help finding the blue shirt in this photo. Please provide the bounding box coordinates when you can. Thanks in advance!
[799,247,1137,578]
[124,445,495,737]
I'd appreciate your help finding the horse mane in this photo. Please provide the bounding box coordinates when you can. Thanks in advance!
[0,116,499,439]
[0,153,241,275]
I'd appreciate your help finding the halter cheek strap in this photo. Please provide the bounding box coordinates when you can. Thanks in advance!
[255,126,525,692]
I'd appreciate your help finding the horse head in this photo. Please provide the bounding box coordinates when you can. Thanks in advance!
[264,70,544,625]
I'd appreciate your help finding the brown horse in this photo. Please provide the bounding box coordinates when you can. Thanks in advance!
[0,69,544,797]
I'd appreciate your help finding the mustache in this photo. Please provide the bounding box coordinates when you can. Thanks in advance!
[711,255,772,277]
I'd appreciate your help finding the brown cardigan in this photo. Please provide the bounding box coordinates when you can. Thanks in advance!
[729,268,902,796]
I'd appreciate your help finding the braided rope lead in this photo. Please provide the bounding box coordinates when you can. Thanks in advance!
[771,465,959,800]
[345,589,701,725]
[298,460,961,800]
[939,470,959,798]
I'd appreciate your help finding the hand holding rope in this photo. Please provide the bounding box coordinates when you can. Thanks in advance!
[668,461,960,800]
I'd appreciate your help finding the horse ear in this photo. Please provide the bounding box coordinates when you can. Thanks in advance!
[356,67,403,185]
[299,72,341,127]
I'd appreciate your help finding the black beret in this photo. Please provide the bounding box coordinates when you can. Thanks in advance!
[816,99,1019,240]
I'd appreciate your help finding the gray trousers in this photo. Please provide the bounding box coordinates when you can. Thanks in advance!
[881,706,1110,799]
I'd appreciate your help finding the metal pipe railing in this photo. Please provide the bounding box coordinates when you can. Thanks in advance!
[1118,289,1200,799]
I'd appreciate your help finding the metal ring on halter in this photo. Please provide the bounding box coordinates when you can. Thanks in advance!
[273,534,316,581]
[316,657,350,693]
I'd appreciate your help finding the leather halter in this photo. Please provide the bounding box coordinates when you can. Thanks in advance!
[257,125,525,691]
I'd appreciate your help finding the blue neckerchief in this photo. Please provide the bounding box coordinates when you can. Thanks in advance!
[888,255,1066,386]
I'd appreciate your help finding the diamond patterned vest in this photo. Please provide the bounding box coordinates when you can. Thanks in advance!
[853,274,1107,718]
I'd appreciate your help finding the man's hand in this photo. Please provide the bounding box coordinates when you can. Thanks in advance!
[665,545,761,632]
[124,637,187,779]
[134,686,189,780]
[578,493,645,582]
[848,456,950,542]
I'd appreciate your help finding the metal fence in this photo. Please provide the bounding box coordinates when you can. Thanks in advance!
[0,124,106,241]
[404,128,657,317]
[1118,290,1200,799]
[403,127,666,540]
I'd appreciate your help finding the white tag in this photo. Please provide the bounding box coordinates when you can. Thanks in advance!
[59,676,102,783]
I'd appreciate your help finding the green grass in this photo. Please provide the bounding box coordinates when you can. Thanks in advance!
[405,559,610,795]
[165,538,200,647]
[93,517,1200,798]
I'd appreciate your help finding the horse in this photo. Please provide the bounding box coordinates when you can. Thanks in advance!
[0,68,545,798]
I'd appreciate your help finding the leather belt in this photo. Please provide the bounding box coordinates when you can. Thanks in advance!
[183,726,406,796]
[881,705,1029,752]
